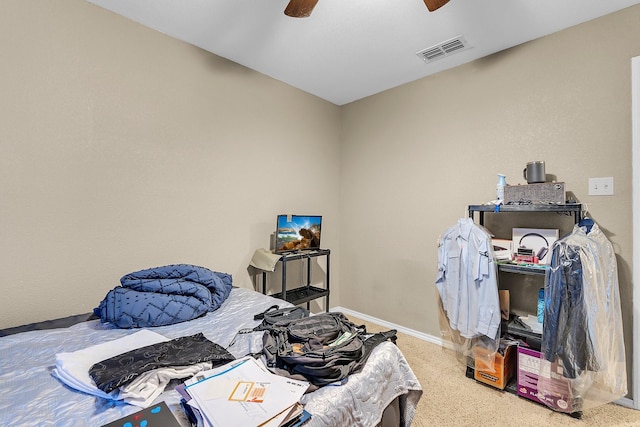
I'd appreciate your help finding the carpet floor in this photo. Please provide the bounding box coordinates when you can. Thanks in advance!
[350,316,640,427]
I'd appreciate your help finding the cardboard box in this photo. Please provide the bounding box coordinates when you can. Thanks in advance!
[517,346,573,412]
[474,344,516,390]
[499,290,510,321]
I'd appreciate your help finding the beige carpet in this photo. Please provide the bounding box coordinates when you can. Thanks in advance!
[350,316,640,427]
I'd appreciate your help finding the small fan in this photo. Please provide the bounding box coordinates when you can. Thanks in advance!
[284,0,450,18]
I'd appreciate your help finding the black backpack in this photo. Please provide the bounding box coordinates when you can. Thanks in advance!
[252,305,310,331]
[261,311,397,386]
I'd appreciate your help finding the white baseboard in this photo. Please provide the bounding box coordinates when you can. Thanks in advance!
[331,306,635,410]
[330,306,443,347]
[617,397,635,409]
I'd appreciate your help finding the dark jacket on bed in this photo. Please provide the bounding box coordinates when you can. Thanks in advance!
[94,264,232,328]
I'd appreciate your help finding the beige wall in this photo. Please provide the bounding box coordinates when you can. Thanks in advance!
[2,0,639,399]
[0,0,340,327]
[340,5,640,397]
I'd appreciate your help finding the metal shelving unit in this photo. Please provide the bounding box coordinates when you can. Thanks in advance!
[468,203,583,224]
[497,262,548,276]
[468,203,583,343]
[261,249,330,312]
[467,203,584,419]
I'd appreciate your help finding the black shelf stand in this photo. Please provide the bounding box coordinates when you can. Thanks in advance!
[497,262,548,276]
[261,249,330,312]
[466,203,584,419]
[468,203,583,224]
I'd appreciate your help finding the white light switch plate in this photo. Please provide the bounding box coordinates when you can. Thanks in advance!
[588,177,614,196]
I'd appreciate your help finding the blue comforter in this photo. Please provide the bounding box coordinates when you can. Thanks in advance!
[94,264,233,328]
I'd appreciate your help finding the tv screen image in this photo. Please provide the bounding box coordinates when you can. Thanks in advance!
[275,215,322,253]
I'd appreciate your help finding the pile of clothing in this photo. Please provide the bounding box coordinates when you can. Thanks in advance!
[53,264,237,406]
[52,330,235,407]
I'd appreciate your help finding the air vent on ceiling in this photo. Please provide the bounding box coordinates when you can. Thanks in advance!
[416,35,470,63]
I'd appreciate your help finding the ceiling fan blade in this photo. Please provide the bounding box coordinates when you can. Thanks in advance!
[423,0,450,12]
[284,0,319,18]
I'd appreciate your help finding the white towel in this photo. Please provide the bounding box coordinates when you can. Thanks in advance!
[52,330,169,402]
[249,248,282,272]
[118,362,212,407]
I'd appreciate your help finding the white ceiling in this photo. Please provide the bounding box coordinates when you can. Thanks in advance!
[86,0,640,105]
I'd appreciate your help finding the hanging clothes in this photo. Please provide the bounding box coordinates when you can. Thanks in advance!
[541,222,627,411]
[542,240,597,378]
[436,217,501,340]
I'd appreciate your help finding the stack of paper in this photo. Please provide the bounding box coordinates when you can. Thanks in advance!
[180,356,310,427]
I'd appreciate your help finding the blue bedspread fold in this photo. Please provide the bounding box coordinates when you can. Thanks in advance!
[94,264,233,328]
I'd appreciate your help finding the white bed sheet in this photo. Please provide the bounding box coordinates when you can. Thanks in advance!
[0,287,422,427]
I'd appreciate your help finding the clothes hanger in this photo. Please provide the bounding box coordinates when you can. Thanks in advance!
[575,203,594,233]
[578,214,595,233]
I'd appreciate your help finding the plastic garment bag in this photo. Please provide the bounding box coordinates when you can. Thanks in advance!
[436,218,501,370]
[541,222,627,412]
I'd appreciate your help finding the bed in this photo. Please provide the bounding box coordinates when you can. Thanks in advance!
[0,286,422,426]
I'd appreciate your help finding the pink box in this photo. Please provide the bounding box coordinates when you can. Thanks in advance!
[517,346,573,413]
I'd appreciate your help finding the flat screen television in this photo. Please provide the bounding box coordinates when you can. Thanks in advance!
[275,214,322,253]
